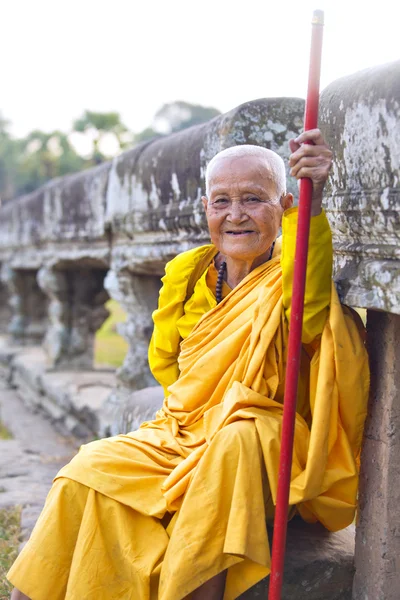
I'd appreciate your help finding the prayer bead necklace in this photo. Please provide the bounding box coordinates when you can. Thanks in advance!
[216,241,276,304]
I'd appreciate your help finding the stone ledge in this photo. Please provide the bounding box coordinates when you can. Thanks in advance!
[0,336,116,439]
[100,384,164,437]
[241,519,355,600]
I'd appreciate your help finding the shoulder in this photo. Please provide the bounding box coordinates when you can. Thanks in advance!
[164,244,216,281]
[153,244,216,333]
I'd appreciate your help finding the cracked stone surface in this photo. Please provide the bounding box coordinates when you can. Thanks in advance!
[0,377,77,542]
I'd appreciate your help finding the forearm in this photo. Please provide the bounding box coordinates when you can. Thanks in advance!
[281,207,332,344]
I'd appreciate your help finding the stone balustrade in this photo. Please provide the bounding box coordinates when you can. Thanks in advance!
[0,96,304,403]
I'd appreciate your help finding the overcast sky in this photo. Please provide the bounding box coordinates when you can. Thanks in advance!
[2,0,399,140]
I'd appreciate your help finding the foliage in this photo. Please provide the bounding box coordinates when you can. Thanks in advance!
[73,110,131,164]
[94,299,128,368]
[153,101,221,134]
[1,101,221,202]
[0,115,20,203]
[0,506,21,599]
[134,127,163,144]
[0,115,86,202]
[16,130,86,196]
[0,420,12,440]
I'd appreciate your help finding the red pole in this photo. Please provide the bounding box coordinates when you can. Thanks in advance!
[269,10,324,600]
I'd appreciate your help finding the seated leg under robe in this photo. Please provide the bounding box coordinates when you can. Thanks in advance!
[8,420,274,600]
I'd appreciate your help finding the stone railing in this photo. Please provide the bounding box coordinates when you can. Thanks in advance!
[0,97,304,434]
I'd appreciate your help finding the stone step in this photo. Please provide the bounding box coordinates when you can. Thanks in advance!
[240,519,355,600]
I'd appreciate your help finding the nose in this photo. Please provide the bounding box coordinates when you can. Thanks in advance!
[226,201,248,224]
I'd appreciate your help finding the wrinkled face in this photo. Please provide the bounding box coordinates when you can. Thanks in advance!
[202,155,293,263]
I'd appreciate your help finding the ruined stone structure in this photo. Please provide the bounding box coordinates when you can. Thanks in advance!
[0,60,399,598]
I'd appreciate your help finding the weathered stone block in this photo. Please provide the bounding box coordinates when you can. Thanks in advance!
[0,266,48,344]
[353,311,400,600]
[320,60,400,314]
[240,520,355,599]
[100,384,164,437]
[0,161,110,256]
[37,264,110,370]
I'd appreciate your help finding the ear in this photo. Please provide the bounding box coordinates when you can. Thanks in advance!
[280,192,293,212]
[201,196,208,213]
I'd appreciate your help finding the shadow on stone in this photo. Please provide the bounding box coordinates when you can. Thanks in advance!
[240,518,355,600]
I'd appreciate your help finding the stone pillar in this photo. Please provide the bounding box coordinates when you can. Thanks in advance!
[37,265,109,369]
[353,311,400,600]
[0,264,11,333]
[0,264,48,344]
[104,269,161,390]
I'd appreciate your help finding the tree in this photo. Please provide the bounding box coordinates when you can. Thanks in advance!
[16,130,85,196]
[153,101,221,134]
[133,127,163,144]
[133,101,221,145]
[73,110,130,164]
[0,102,222,202]
[0,114,19,203]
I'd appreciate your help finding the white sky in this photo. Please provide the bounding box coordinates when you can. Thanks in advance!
[2,0,399,140]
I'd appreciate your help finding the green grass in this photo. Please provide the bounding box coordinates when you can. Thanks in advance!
[0,422,12,440]
[94,299,129,368]
[354,308,367,326]
[0,506,21,599]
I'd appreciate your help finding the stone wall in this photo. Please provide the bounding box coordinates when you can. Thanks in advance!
[320,60,400,315]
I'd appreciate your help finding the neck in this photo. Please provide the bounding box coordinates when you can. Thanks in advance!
[223,246,273,289]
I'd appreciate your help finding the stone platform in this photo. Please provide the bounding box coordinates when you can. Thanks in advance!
[0,335,116,439]
[0,378,76,543]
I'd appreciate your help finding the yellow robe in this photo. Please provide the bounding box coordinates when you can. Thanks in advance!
[8,210,369,600]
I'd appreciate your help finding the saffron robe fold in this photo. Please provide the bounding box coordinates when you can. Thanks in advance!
[8,252,369,600]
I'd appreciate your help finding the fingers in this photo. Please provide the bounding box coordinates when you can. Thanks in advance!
[289,128,332,186]
[290,147,332,170]
[289,144,332,167]
[294,128,326,146]
[288,139,300,154]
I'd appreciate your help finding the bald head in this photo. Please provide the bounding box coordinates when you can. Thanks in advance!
[205,145,286,199]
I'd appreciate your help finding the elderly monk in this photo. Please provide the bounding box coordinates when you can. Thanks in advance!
[9,130,369,600]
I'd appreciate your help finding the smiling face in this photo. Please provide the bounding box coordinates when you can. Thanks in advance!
[202,153,293,264]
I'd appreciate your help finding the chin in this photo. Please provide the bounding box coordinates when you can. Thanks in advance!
[219,240,269,261]
[221,245,262,262]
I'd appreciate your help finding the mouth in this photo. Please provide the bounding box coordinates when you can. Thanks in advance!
[224,230,255,236]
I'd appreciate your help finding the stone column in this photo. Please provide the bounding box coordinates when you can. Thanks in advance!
[0,264,11,334]
[37,265,109,369]
[99,268,162,436]
[0,263,48,344]
[104,268,161,390]
[353,311,400,600]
